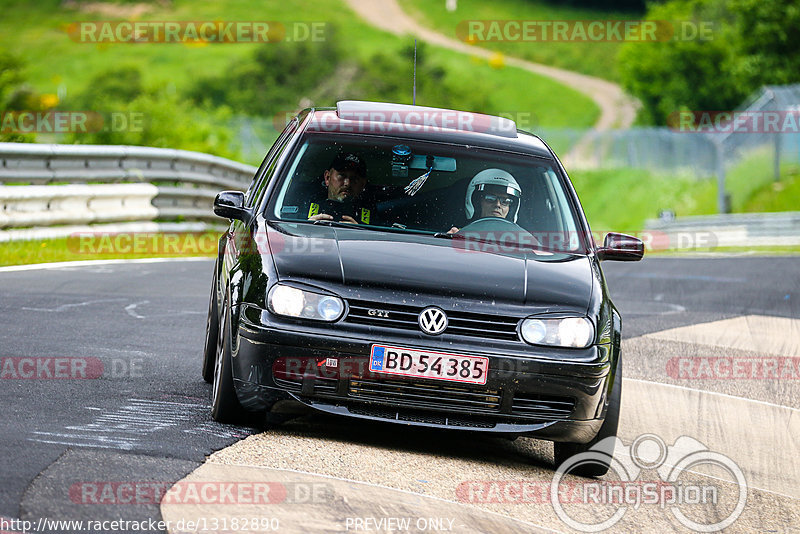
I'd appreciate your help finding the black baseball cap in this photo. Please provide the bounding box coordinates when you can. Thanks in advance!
[329,152,366,177]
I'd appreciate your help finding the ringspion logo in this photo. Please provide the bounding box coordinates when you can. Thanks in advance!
[551,434,746,532]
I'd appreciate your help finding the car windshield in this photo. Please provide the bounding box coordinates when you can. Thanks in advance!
[268,133,586,253]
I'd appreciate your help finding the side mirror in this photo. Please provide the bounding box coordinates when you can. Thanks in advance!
[597,232,644,261]
[213,191,250,222]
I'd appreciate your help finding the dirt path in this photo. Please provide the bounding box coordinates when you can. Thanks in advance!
[343,0,640,166]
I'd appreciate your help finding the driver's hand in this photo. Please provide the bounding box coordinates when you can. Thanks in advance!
[309,213,359,224]
[446,227,459,234]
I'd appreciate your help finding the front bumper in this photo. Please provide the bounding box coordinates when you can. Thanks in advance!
[231,304,614,443]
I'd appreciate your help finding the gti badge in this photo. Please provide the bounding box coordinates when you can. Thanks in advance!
[368,309,390,318]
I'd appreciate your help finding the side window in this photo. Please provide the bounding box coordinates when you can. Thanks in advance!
[244,119,298,208]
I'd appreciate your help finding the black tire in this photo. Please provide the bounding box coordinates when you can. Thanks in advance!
[211,295,243,423]
[201,268,219,383]
[553,358,622,478]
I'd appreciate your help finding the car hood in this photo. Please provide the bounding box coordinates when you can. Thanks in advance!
[266,222,593,309]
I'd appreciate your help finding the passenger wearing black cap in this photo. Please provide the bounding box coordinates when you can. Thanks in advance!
[307,152,372,224]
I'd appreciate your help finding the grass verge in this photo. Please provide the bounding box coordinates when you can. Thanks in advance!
[647,245,800,256]
[0,232,219,267]
[571,150,800,235]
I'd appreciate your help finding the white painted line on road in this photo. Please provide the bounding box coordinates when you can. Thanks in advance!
[22,298,127,313]
[0,256,212,273]
[124,301,148,319]
[622,376,800,499]
[644,314,800,357]
[624,377,800,413]
[27,398,250,451]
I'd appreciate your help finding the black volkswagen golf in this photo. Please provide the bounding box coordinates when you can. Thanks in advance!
[203,101,643,476]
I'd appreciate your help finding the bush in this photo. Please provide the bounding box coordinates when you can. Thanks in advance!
[0,48,35,142]
[185,32,490,119]
[62,66,240,159]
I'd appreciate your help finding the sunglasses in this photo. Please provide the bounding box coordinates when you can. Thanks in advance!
[482,194,514,206]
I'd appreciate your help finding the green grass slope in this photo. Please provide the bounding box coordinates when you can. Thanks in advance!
[399,0,640,82]
[0,0,599,143]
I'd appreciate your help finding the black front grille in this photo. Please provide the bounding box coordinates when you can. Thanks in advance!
[346,300,519,341]
[349,377,501,413]
[511,393,575,420]
[272,372,337,394]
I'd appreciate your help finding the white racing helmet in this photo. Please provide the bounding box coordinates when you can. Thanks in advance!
[464,168,522,222]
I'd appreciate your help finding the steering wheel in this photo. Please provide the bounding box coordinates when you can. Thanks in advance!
[454,217,540,248]
[456,217,527,233]
[319,198,354,221]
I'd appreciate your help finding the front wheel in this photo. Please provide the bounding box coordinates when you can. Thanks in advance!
[211,296,243,423]
[201,267,219,383]
[553,358,621,477]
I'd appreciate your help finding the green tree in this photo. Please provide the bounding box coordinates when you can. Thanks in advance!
[619,0,745,125]
[619,0,800,125]
[730,0,800,88]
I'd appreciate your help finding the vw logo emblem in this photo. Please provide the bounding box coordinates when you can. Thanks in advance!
[418,307,448,335]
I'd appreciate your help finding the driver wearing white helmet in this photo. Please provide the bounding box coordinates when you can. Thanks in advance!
[447,168,522,234]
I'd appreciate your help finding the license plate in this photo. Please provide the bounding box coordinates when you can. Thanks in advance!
[369,345,489,385]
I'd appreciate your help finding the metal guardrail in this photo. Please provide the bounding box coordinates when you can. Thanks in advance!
[0,143,258,241]
[645,212,800,248]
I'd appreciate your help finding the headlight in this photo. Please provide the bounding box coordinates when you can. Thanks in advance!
[268,284,344,322]
[520,317,594,348]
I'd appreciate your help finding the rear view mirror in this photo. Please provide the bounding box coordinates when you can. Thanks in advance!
[213,191,250,222]
[409,155,456,172]
[597,232,644,261]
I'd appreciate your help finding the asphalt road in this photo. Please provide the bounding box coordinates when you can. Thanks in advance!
[0,255,797,533]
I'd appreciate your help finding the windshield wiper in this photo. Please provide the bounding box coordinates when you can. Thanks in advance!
[432,232,462,239]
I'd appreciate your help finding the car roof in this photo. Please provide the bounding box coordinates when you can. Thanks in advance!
[301,101,555,159]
